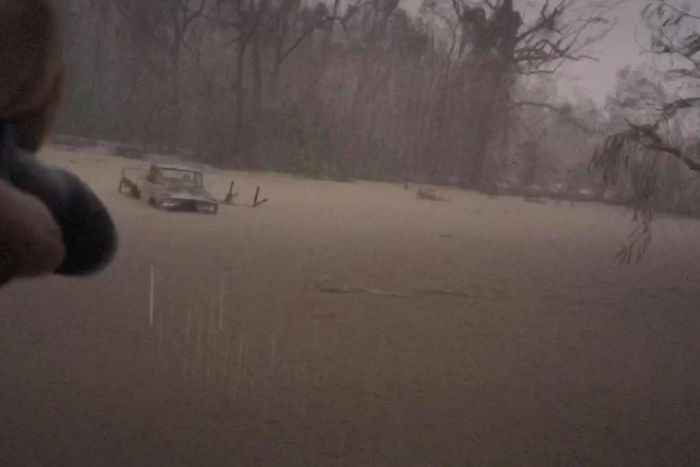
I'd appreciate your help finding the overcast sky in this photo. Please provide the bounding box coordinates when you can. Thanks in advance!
[401,0,680,106]
[557,0,645,105]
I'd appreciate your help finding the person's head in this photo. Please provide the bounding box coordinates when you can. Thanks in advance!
[0,0,64,152]
[0,0,116,285]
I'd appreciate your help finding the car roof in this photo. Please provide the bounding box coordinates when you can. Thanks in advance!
[153,163,203,172]
[144,155,203,172]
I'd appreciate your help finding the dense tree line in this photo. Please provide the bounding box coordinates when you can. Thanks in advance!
[54,0,614,188]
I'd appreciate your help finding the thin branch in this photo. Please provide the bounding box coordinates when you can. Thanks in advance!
[182,0,208,33]
[655,1,700,22]
[278,0,363,64]
[508,100,600,134]
[625,119,700,173]
[516,0,567,43]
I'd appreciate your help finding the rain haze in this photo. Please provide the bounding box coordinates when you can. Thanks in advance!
[2,0,700,466]
[558,0,646,104]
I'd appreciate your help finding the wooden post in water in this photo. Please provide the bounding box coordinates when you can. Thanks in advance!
[252,186,268,207]
[224,181,237,204]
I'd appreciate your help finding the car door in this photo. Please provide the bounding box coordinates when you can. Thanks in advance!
[140,165,156,204]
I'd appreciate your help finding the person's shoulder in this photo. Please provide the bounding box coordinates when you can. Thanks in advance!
[0,0,56,23]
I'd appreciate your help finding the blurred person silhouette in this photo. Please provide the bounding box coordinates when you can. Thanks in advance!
[0,0,116,286]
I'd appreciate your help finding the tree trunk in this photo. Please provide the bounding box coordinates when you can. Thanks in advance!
[249,34,263,167]
[234,40,249,144]
[169,41,182,153]
[468,105,493,188]
[251,34,263,114]
[234,39,258,167]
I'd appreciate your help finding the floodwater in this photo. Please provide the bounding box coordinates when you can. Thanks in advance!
[1,146,699,466]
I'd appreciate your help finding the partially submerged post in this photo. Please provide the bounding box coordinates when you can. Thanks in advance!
[223,180,238,204]
[252,185,268,208]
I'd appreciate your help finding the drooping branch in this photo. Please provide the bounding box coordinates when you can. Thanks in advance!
[507,100,600,134]
[623,119,700,173]
[645,1,700,25]
[514,0,619,73]
[278,0,363,64]
[596,1,700,186]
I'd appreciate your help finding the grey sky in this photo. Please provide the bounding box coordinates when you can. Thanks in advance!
[400,0,665,106]
[557,0,645,106]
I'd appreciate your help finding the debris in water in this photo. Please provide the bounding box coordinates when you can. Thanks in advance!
[417,186,447,202]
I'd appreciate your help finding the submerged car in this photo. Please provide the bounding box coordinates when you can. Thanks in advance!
[120,161,219,214]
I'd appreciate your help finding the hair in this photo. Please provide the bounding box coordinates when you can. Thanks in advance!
[0,0,64,152]
[0,1,117,276]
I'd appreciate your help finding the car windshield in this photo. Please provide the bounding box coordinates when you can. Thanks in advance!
[152,168,203,188]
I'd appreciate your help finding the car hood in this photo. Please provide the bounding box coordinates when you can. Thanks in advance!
[154,186,216,202]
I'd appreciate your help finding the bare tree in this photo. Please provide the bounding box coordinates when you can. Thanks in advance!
[595,2,700,177]
[420,0,617,187]
[593,1,700,262]
[104,0,208,150]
